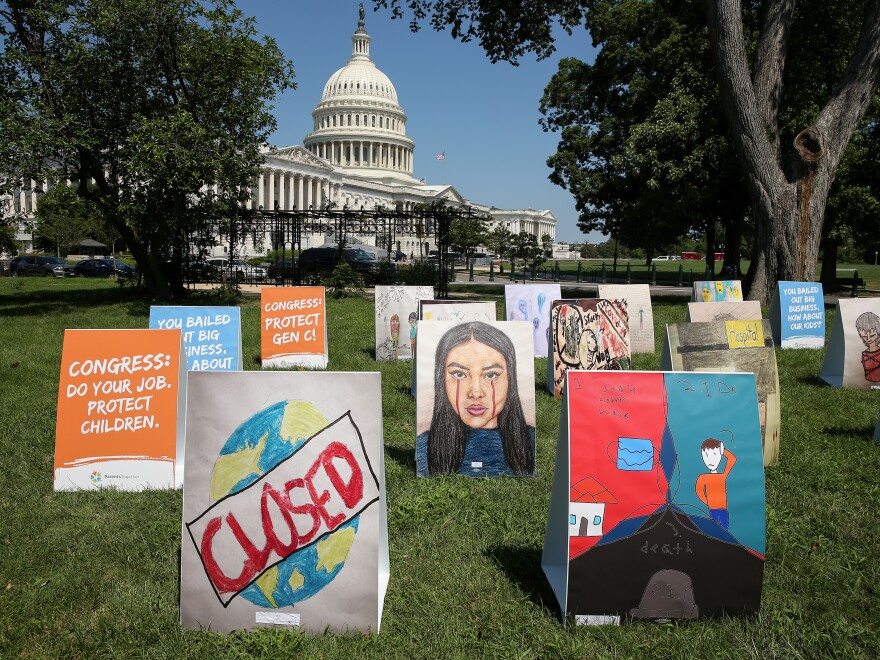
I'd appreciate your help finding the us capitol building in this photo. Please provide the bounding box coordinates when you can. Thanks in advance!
[6,9,556,256]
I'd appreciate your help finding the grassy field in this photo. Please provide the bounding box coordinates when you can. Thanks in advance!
[475,261,880,291]
[1,277,878,658]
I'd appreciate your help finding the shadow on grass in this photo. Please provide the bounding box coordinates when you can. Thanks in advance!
[396,384,415,398]
[821,425,878,440]
[361,347,377,360]
[0,282,148,317]
[484,544,558,614]
[385,445,417,471]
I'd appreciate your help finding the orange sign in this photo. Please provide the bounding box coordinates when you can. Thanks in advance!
[54,329,186,490]
[261,287,328,368]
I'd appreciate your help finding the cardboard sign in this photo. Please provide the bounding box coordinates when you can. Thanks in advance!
[597,284,655,354]
[419,299,497,322]
[692,280,744,303]
[660,320,780,465]
[54,329,187,490]
[181,371,388,634]
[819,298,880,390]
[505,283,561,358]
[374,285,434,361]
[768,281,825,349]
[548,299,631,399]
[150,306,242,370]
[542,371,765,624]
[686,301,763,323]
[415,321,536,477]
[261,287,327,368]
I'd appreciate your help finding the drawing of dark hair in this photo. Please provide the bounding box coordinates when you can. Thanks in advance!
[427,322,533,475]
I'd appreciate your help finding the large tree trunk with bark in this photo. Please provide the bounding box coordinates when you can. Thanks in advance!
[704,0,880,304]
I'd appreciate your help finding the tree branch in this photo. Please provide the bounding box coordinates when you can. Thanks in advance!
[703,0,784,194]
[812,0,880,170]
[752,0,798,161]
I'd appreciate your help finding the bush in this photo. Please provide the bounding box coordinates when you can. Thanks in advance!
[324,262,364,298]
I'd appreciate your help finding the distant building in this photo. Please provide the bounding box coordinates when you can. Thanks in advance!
[3,10,556,257]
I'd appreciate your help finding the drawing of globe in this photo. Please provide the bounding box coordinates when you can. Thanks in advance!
[210,400,360,608]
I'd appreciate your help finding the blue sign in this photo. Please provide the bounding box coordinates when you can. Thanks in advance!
[149,306,242,370]
[773,282,825,348]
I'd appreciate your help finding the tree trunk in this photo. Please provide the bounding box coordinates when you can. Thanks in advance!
[704,0,880,304]
[705,220,717,277]
[819,236,840,293]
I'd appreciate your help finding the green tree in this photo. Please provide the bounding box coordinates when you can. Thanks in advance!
[541,232,554,257]
[448,214,489,262]
[0,0,294,297]
[34,184,105,256]
[377,0,880,303]
[485,224,513,258]
[510,231,544,270]
[538,1,746,272]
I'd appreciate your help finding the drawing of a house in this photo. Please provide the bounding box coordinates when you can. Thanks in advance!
[569,476,619,537]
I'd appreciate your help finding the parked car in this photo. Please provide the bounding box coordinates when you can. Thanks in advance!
[206,258,267,281]
[72,258,136,278]
[266,258,299,281]
[653,255,673,261]
[298,246,383,283]
[11,255,75,277]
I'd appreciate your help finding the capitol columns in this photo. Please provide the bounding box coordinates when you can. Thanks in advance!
[267,170,276,210]
[296,174,304,210]
[257,172,265,210]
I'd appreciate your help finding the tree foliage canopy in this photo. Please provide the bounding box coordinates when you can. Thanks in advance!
[377,0,880,302]
[1,0,294,296]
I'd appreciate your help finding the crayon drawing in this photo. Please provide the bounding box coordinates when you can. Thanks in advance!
[548,299,631,398]
[663,320,781,466]
[505,284,561,357]
[542,371,765,622]
[692,280,744,303]
[374,285,433,361]
[419,299,496,322]
[597,284,655,354]
[820,298,880,390]
[415,321,536,477]
[180,371,387,634]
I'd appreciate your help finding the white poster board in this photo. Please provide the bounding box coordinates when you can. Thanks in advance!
[180,371,388,634]
[597,284,654,353]
[505,283,561,357]
[819,298,880,390]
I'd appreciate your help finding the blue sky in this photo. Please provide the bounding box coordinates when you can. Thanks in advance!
[241,0,600,243]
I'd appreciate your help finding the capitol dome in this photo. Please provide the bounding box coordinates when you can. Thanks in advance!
[303,9,417,185]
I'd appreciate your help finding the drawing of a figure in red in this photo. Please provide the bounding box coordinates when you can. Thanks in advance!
[855,311,880,382]
[695,439,736,530]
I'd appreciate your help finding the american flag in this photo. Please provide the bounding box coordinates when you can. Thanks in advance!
[436,152,445,161]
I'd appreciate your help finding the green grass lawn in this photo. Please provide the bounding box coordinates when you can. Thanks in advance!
[522,260,880,291]
[1,277,878,658]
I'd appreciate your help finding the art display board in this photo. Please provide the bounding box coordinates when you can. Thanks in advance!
[261,287,327,368]
[415,320,536,477]
[542,370,765,624]
[547,299,631,399]
[691,280,744,303]
[411,300,498,396]
[819,298,880,390]
[660,320,781,466]
[597,284,655,354]
[180,371,388,634]
[374,285,434,361]
[54,329,187,490]
[767,282,825,349]
[875,417,880,442]
[686,301,763,323]
[419,299,497,322]
[504,283,561,358]
[149,306,242,370]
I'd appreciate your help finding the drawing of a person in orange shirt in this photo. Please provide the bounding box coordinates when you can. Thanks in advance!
[695,439,736,530]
